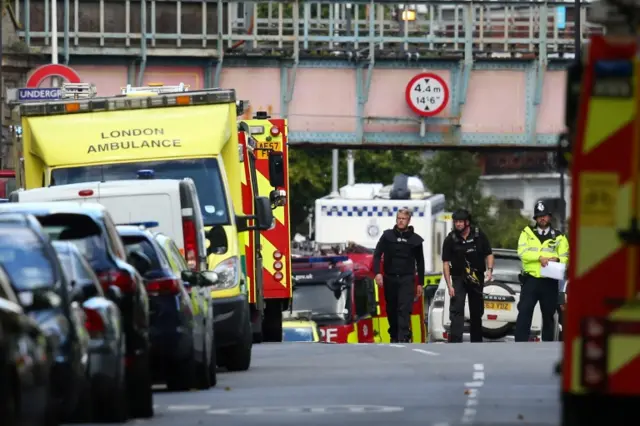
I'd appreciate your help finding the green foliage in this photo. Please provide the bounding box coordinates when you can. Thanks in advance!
[486,202,532,249]
[422,152,492,220]
[288,149,424,235]
[421,152,529,249]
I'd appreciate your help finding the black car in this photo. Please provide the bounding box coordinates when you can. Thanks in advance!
[52,241,128,422]
[0,213,90,423]
[117,225,216,391]
[0,202,154,419]
[0,264,51,426]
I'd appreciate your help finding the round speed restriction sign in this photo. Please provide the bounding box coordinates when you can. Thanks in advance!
[405,72,450,117]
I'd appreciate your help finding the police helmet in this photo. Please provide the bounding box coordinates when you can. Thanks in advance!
[533,201,552,218]
[452,209,472,222]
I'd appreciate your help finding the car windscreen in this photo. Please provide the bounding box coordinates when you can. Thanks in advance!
[50,158,229,226]
[283,327,315,342]
[0,226,56,291]
[492,256,521,283]
[120,236,163,271]
[38,214,108,267]
[291,284,348,317]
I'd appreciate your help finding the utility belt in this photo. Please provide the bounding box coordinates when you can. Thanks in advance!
[518,272,559,284]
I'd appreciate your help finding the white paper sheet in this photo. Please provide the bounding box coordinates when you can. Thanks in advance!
[541,261,566,280]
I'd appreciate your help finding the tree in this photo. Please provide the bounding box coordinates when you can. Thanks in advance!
[422,152,492,220]
[288,149,425,235]
[421,152,528,249]
[487,202,532,249]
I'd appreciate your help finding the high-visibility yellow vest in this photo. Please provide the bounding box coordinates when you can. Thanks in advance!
[517,226,569,278]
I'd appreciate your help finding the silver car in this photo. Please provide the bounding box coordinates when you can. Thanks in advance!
[51,240,128,422]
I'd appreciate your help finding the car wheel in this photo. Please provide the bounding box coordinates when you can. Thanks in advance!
[167,351,195,392]
[93,338,128,422]
[222,319,252,372]
[128,352,154,418]
[67,375,93,423]
[0,368,18,426]
[262,302,283,343]
[194,335,212,390]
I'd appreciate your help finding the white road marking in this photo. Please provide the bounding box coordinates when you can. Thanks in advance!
[461,363,484,424]
[206,405,404,415]
[413,348,439,356]
[167,404,211,411]
[389,344,405,348]
[433,423,450,426]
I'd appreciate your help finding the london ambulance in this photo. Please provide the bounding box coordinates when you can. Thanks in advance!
[10,82,274,371]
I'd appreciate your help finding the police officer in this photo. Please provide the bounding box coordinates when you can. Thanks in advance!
[515,201,569,342]
[373,207,425,343]
[442,209,494,343]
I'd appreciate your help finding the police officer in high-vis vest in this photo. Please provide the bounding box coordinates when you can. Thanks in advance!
[515,201,569,342]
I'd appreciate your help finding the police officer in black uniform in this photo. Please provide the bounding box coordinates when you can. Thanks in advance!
[442,209,494,343]
[373,207,425,343]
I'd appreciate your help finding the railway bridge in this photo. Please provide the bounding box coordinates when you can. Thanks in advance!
[2,0,598,149]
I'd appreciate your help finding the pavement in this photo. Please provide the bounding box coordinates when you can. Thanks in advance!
[69,341,562,426]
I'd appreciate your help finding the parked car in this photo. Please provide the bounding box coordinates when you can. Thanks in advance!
[0,202,154,418]
[51,240,128,422]
[0,213,91,423]
[117,224,216,390]
[153,230,217,387]
[427,248,543,342]
[0,264,51,426]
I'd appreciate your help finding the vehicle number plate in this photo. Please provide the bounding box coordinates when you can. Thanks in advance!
[484,301,512,311]
[256,141,281,159]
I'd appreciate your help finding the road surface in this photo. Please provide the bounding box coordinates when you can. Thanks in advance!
[70,342,562,426]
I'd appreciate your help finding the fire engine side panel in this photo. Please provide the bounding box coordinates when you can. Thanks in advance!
[239,133,258,304]
[315,197,443,274]
[247,118,292,300]
[564,34,640,399]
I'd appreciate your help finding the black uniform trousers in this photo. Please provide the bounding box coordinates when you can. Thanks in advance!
[383,274,415,342]
[449,275,484,343]
[515,275,558,342]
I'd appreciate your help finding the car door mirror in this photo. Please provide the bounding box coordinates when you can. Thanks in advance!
[181,270,198,285]
[199,271,219,286]
[127,250,152,276]
[268,151,285,188]
[106,285,122,302]
[254,196,274,230]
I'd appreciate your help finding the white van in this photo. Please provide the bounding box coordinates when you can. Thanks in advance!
[10,179,207,271]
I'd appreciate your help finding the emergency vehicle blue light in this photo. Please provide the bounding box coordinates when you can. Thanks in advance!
[137,169,155,179]
[594,60,633,78]
[120,221,159,229]
[292,255,349,264]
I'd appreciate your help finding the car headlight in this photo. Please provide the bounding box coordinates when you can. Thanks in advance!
[212,256,240,289]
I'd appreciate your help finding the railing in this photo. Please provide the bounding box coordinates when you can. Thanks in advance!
[10,0,600,58]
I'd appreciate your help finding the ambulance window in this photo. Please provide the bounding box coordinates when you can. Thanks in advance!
[50,159,230,226]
